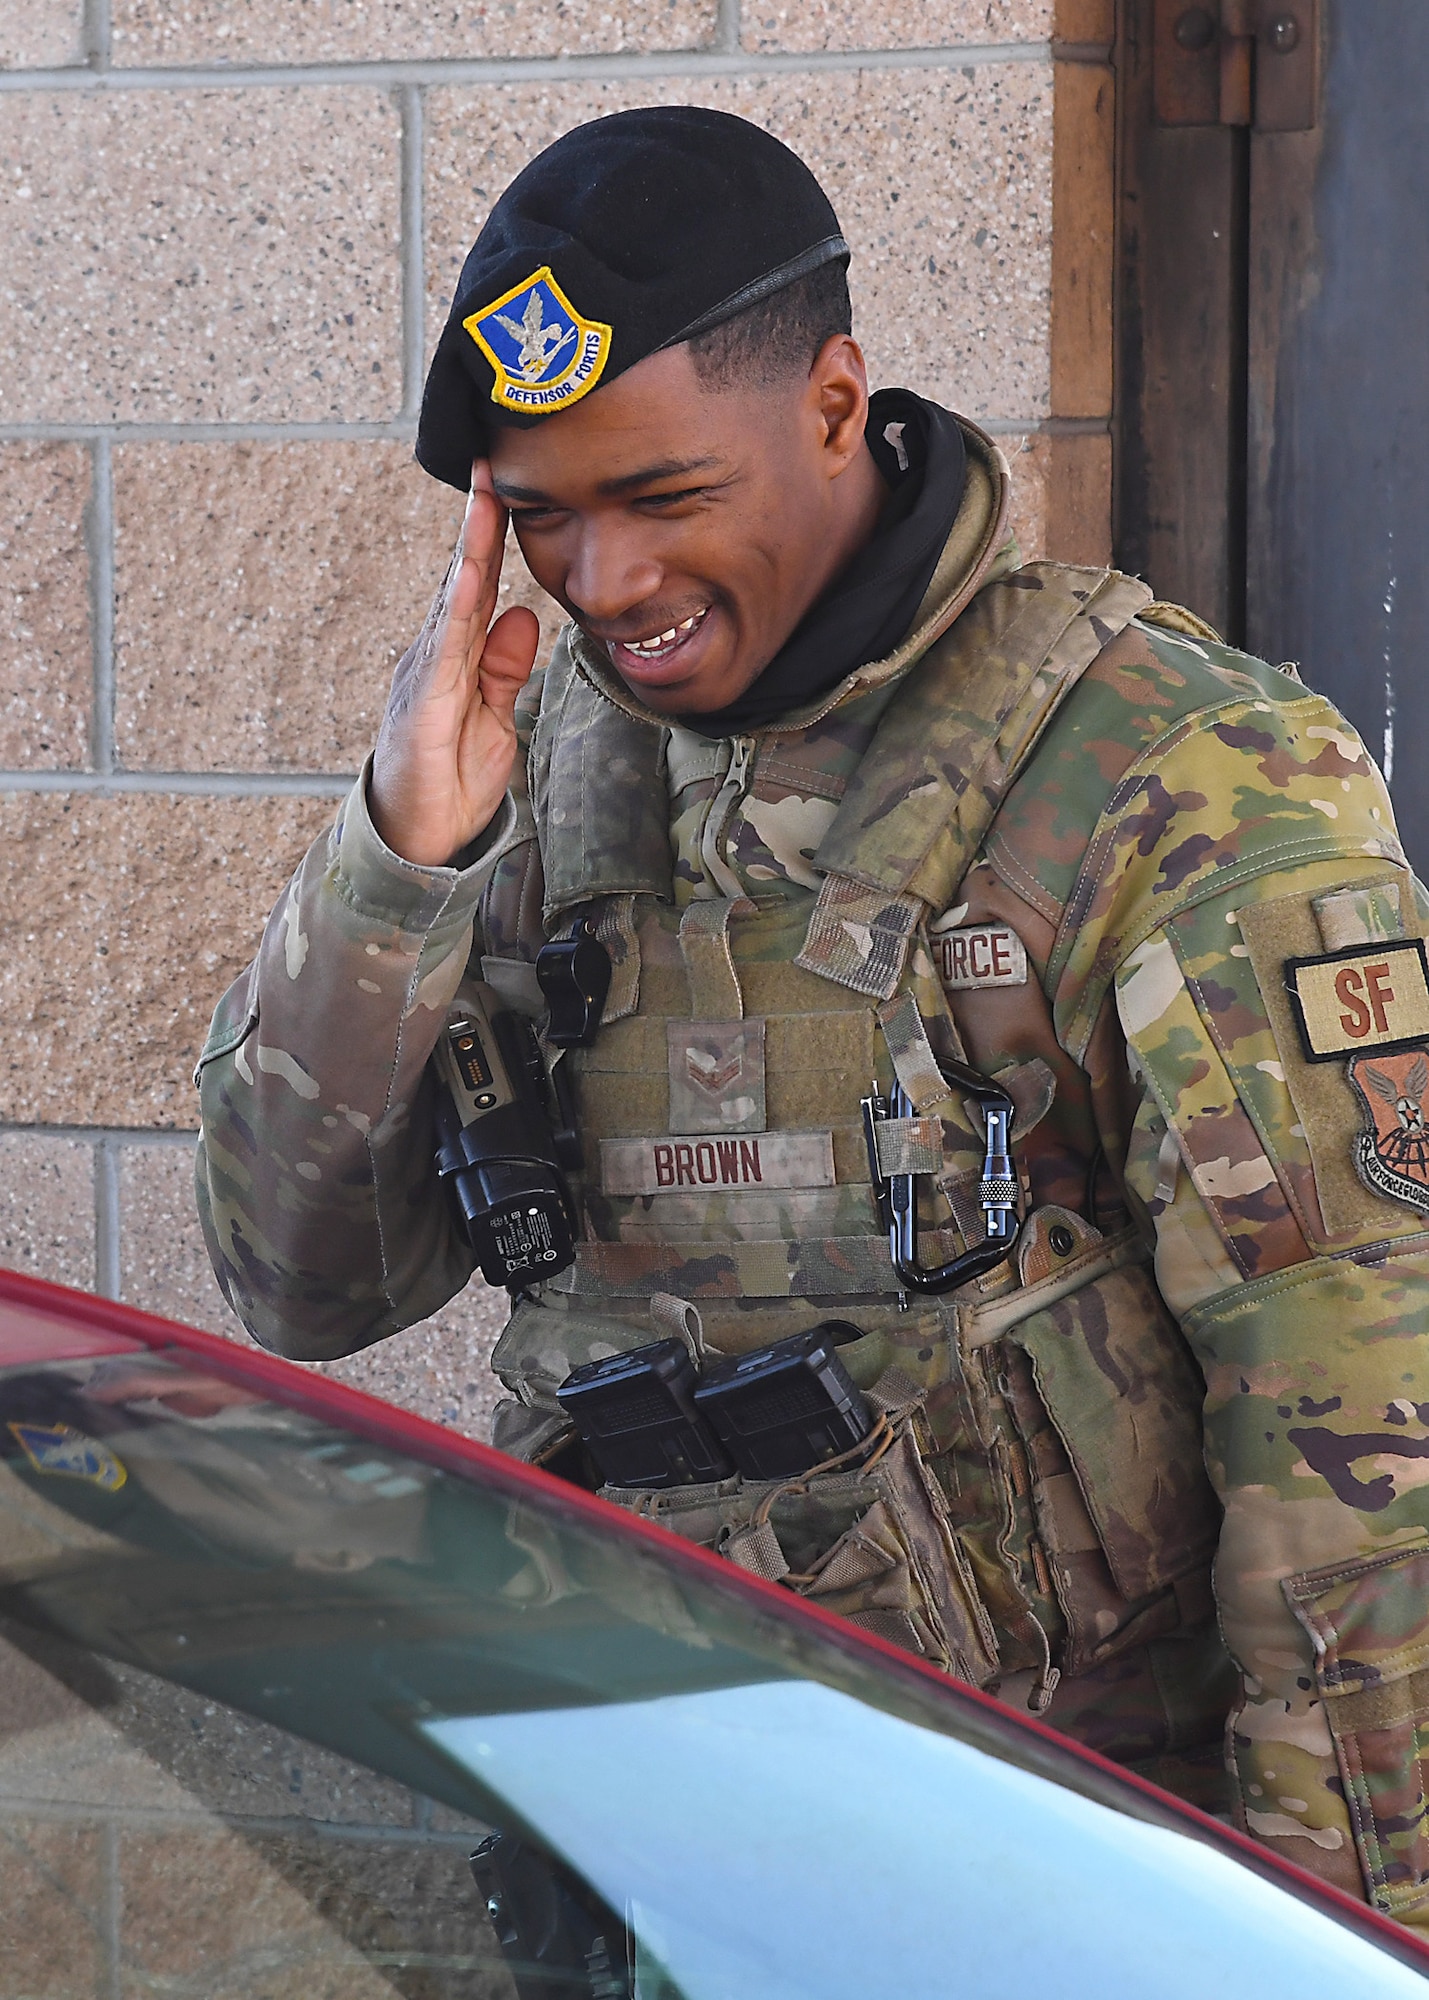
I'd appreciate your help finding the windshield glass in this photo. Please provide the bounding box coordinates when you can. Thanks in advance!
[0,1344,1421,1998]
[0,1614,501,1997]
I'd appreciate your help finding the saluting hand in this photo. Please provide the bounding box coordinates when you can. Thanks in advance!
[370,460,541,867]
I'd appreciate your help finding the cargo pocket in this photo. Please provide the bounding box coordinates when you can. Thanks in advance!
[994,1239,1220,1672]
[605,1399,1000,1687]
[1286,1538,1429,1920]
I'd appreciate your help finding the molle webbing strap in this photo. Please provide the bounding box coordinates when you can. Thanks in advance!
[877,993,955,1113]
[678,897,753,1019]
[648,1290,710,1364]
[552,1234,951,1300]
[871,1117,943,1178]
[592,893,642,1022]
[534,631,674,924]
[796,880,924,1001]
[796,566,1154,999]
[1313,880,1405,950]
[876,991,985,1181]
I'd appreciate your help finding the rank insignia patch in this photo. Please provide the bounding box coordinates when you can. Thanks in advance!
[1349,1050,1429,1211]
[464,268,612,415]
[1284,938,1429,1062]
[667,1019,766,1136]
[8,1421,127,1491]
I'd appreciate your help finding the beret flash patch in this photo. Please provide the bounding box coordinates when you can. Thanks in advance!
[464,267,612,415]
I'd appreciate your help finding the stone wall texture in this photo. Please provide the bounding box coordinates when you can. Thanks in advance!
[0,0,1115,1437]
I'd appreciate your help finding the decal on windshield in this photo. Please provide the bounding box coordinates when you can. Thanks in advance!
[8,1421,127,1491]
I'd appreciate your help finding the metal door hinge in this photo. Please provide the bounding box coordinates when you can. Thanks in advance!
[1154,0,1319,129]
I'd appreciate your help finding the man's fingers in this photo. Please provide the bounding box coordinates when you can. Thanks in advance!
[383,462,521,734]
[461,478,506,569]
[459,463,508,613]
[479,606,542,721]
[428,477,506,662]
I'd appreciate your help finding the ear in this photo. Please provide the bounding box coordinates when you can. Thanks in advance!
[809,333,870,477]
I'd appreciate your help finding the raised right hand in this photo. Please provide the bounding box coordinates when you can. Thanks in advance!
[370,460,542,867]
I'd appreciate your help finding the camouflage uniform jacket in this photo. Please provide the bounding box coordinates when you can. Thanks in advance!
[198,420,1429,1929]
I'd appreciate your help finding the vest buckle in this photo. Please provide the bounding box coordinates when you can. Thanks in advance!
[536,914,613,1047]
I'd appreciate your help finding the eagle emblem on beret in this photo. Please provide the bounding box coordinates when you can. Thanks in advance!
[464,267,612,415]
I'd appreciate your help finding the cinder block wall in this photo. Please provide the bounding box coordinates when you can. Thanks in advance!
[0,1,1114,1435]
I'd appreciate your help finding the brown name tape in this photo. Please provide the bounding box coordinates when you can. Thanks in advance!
[1286,938,1429,1062]
[601,1131,836,1198]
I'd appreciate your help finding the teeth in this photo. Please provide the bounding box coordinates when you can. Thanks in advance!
[622,609,707,655]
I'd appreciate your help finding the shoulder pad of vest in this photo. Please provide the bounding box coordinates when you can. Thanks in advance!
[532,629,674,924]
[793,564,1152,997]
[810,564,1151,904]
[1138,599,1224,644]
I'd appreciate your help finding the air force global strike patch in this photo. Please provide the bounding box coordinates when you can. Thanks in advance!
[8,1421,127,1491]
[1349,1051,1429,1211]
[464,268,612,415]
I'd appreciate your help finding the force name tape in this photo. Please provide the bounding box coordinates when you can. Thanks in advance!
[931,923,1028,992]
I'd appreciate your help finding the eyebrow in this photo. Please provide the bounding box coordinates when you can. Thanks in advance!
[493,454,726,506]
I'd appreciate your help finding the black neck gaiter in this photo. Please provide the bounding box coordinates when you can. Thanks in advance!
[683,388,967,739]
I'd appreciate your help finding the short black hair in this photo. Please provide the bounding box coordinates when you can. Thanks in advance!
[686,259,852,390]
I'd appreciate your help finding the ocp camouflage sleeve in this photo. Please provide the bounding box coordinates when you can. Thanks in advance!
[194,760,524,1359]
[1103,625,1429,1928]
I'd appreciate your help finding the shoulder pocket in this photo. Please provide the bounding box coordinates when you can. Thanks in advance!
[193,962,259,1083]
[1286,1537,1429,1919]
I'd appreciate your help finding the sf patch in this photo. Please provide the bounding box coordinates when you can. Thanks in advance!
[1285,938,1429,1212]
[464,267,611,415]
[1285,938,1429,1062]
[8,1421,127,1490]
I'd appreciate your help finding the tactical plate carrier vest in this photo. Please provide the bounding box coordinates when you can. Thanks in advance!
[488,563,1223,1704]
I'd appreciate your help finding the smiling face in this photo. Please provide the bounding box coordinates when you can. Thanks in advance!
[487,334,885,717]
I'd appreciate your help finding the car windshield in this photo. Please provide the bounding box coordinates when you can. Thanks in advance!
[0,1332,1422,1999]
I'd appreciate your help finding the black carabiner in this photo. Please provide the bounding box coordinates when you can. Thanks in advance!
[862,1056,1022,1296]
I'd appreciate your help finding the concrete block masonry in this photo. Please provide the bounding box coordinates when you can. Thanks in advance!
[0,0,1108,1440]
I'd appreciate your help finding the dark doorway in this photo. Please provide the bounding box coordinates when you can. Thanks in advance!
[1115,0,1429,868]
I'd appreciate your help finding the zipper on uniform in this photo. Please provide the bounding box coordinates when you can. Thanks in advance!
[699,733,756,900]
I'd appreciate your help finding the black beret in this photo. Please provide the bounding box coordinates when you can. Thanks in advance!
[415,106,849,491]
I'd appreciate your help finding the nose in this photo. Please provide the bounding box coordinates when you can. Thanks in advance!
[562,518,663,625]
